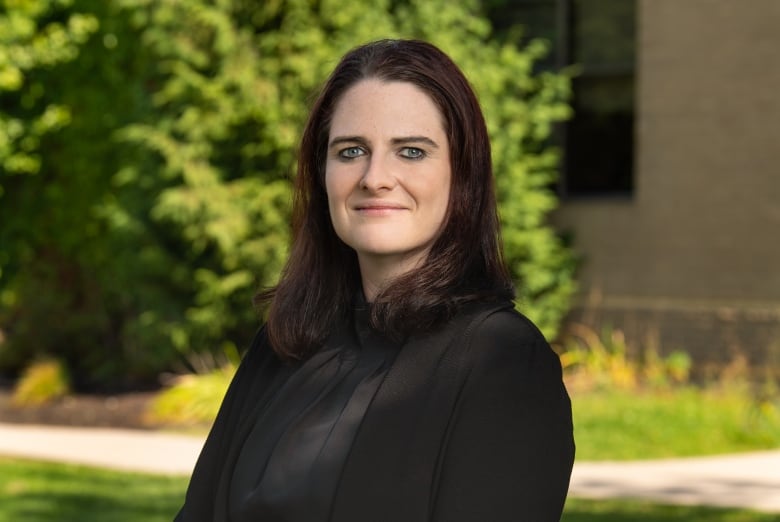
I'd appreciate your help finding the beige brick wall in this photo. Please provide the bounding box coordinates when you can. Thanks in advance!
[552,0,780,365]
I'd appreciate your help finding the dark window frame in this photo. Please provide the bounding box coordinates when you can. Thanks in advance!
[487,0,637,199]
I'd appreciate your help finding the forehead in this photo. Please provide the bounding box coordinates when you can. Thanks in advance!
[329,79,446,137]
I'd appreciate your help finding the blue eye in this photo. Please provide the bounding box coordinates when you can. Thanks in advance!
[339,147,365,159]
[400,147,425,159]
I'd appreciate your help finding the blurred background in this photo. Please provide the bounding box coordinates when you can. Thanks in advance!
[1,0,579,395]
[1,0,780,519]
[3,0,778,395]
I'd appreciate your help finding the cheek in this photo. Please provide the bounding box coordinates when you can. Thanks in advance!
[324,168,346,222]
[323,167,338,204]
[434,171,453,219]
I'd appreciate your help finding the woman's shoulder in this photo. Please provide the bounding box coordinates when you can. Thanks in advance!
[456,299,546,344]
[236,324,283,371]
[457,300,558,372]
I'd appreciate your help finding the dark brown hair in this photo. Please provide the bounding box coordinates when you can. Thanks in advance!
[258,39,513,360]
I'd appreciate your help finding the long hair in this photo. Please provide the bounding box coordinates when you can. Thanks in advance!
[257,39,513,360]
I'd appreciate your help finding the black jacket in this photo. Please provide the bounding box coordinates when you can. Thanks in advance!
[176,300,574,521]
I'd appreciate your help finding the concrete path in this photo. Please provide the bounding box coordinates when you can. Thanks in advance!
[1,422,779,513]
[571,450,780,513]
[0,422,203,476]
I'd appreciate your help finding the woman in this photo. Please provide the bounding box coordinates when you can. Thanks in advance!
[176,39,574,522]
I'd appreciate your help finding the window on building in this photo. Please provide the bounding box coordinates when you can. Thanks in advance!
[486,0,637,197]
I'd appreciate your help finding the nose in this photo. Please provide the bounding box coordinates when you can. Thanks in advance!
[359,154,397,192]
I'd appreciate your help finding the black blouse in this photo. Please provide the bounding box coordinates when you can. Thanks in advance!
[227,305,397,521]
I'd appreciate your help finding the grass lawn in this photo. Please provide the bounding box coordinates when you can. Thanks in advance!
[572,386,780,460]
[0,458,187,522]
[562,498,778,522]
[1,457,777,522]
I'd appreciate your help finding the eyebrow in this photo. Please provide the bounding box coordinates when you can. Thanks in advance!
[328,135,440,150]
[391,136,440,149]
[328,136,367,149]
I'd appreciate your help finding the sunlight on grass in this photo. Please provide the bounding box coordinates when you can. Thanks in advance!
[563,498,778,522]
[559,323,780,461]
[0,458,775,522]
[0,458,187,522]
[573,386,780,461]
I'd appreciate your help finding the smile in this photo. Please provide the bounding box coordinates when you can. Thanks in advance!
[354,200,407,212]
[354,205,407,216]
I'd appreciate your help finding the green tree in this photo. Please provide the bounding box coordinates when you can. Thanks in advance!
[1,0,575,388]
[0,0,103,383]
[116,0,575,342]
[0,0,97,179]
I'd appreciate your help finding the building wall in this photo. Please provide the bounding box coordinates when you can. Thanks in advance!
[552,0,780,368]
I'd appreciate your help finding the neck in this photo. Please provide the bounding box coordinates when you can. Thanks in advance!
[358,252,426,301]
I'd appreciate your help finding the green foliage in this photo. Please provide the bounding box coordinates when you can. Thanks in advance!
[114,0,575,343]
[463,38,576,337]
[559,323,692,392]
[12,357,71,406]
[0,1,99,360]
[146,346,239,426]
[0,0,163,385]
[0,0,97,177]
[146,369,233,427]
[0,0,575,387]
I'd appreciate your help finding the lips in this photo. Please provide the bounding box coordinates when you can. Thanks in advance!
[354,200,406,210]
[353,201,407,216]
[355,204,405,210]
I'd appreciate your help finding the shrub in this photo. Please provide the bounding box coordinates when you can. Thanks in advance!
[558,323,692,393]
[12,358,71,406]
[145,347,239,426]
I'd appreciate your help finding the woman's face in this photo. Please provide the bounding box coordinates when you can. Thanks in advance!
[325,79,451,276]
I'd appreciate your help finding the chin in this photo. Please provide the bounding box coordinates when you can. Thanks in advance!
[355,245,408,257]
[348,235,407,254]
